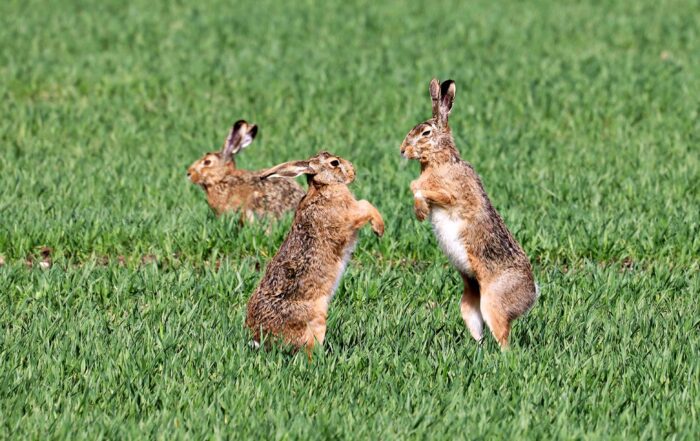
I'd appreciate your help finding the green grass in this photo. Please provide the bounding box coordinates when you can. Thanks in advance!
[1,0,699,438]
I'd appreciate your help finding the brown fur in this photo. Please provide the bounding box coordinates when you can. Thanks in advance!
[401,78,537,349]
[245,152,384,355]
[187,120,304,220]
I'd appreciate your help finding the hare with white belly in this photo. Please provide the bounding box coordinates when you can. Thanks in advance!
[400,78,537,349]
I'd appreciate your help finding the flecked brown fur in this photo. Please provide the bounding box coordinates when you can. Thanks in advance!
[400,78,537,349]
[245,152,384,355]
[187,120,304,221]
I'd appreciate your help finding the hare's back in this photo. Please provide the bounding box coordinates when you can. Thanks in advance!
[252,177,303,214]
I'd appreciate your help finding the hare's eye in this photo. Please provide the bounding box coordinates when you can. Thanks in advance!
[330,159,340,167]
[203,160,212,166]
[422,129,432,136]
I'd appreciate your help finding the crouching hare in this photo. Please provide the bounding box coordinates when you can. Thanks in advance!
[245,151,384,354]
[400,78,538,349]
[187,120,304,221]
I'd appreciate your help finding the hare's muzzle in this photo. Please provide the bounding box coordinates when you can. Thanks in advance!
[186,168,199,183]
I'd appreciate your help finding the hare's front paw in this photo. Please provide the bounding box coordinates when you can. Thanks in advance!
[357,200,385,236]
[414,193,429,221]
[371,216,385,237]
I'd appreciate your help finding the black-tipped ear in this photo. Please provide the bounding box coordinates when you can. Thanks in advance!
[239,124,258,150]
[431,79,455,126]
[221,120,247,160]
[440,80,455,115]
[259,160,314,180]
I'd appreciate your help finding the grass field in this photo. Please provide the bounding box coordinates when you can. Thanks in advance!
[1,0,699,438]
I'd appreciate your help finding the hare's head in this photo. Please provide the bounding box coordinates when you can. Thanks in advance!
[400,78,456,162]
[259,151,355,187]
[187,120,258,185]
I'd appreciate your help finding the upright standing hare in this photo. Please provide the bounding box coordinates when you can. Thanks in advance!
[400,78,537,349]
[187,120,304,221]
[246,151,384,353]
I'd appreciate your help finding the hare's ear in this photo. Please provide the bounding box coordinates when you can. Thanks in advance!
[430,78,441,118]
[222,120,255,161]
[436,80,456,126]
[431,79,455,126]
[440,80,455,115]
[259,160,313,180]
[239,124,258,150]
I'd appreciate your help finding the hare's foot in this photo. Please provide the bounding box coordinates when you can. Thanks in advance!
[413,192,429,221]
[460,277,484,343]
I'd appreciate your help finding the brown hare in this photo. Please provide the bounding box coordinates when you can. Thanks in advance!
[187,120,304,221]
[245,151,384,354]
[400,78,538,349]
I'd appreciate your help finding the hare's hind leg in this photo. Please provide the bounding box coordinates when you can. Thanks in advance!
[480,277,513,349]
[307,316,327,346]
[480,272,535,350]
[480,296,511,350]
[460,274,484,343]
[301,312,327,357]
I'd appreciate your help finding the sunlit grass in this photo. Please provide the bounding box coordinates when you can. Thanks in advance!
[1,0,699,438]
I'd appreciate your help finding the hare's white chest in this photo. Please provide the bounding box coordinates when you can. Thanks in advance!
[430,208,473,276]
[329,235,358,302]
